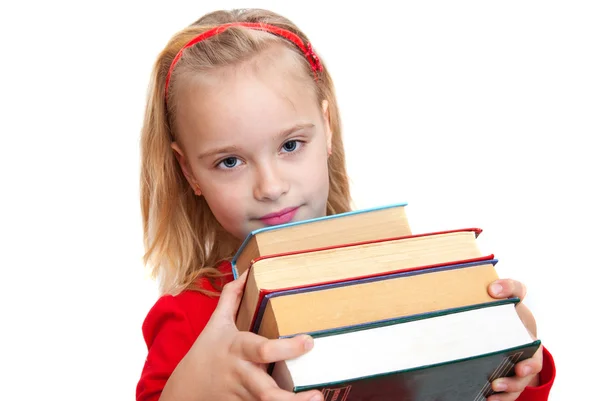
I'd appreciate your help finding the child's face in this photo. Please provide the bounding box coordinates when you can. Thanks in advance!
[172,48,332,240]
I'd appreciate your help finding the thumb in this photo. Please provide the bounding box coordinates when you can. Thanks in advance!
[213,269,248,320]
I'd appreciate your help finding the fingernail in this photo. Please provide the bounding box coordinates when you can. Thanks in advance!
[309,395,322,401]
[522,366,533,375]
[493,380,507,391]
[304,336,314,351]
[491,283,503,295]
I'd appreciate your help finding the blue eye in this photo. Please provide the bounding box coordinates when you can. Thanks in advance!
[218,157,240,169]
[282,140,298,152]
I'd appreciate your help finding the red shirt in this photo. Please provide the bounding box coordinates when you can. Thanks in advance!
[136,263,556,401]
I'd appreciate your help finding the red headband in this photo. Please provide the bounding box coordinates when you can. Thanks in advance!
[164,22,323,102]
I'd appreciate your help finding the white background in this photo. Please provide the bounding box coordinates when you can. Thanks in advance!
[1,1,597,400]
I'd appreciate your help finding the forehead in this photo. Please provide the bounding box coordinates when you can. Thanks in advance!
[173,45,320,149]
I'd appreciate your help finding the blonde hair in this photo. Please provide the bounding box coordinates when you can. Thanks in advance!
[140,9,352,296]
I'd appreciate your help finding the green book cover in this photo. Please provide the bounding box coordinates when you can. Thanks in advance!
[298,341,540,401]
[274,300,539,401]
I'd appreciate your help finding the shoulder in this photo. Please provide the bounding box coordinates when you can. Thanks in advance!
[141,290,215,346]
[137,291,215,401]
[137,261,234,401]
[142,261,235,343]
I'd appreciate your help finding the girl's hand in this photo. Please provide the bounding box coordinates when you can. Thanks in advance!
[160,271,323,401]
[486,279,544,401]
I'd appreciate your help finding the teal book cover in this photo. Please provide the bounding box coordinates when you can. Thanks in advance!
[302,341,540,401]
[273,300,539,401]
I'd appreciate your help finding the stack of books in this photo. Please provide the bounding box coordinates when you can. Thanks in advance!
[231,203,539,401]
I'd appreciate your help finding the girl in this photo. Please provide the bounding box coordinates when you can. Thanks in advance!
[136,8,555,401]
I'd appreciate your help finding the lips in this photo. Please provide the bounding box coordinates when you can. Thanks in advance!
[259,207,299,226]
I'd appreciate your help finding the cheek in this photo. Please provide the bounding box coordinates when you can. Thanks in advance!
[299,148,330,194]
[202,190,248,239]
[317,164,331,198]
[198,176,246,219]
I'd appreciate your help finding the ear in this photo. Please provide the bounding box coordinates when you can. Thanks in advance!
[321,99,332,156]
[171,142,202,196]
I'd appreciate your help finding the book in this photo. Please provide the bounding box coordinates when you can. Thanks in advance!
[236,228,487,332]
[231,202,411,278]
[271,300,540,401]
[254,258,499,339]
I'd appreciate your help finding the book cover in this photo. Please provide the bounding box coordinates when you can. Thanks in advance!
[247,253,495,332]
[249,227,483,268]
[252,257,498,334]
[300,342,540,401]
[272,300,539,401]
[231,202,408,279]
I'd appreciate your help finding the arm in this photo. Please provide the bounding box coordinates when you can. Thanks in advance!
[136,271,324,401]
[136,294,212,401]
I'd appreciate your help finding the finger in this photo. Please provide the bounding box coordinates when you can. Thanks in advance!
[514,346,543,379]
[213,269,248,319]
[491,374,535,395]
[489,279,527,300]
[247,383,324,401]
[241,367,324,401]
[232,332,315,364]
[295,389,324,401]
[487,390,521,401]
[488,347,543,400]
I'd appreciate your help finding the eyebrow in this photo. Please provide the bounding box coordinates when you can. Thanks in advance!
[197,123,315,160]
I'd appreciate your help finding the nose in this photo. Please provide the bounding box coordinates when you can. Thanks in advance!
[253,161,289,201]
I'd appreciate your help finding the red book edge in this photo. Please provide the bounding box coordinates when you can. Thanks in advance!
[249,227,483,267]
